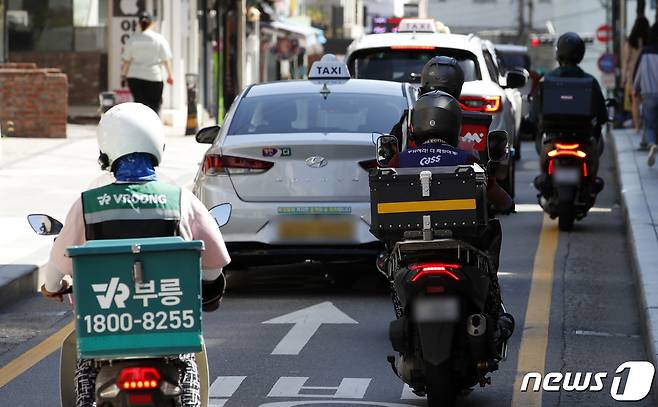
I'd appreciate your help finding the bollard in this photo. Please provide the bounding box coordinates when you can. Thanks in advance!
[99,92,117,114]
[185,73,199,135]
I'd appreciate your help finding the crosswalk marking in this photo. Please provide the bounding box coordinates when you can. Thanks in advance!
[267,377,372,399]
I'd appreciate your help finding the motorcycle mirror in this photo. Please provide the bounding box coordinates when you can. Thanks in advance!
[27,214,63,235]
[196,125,221,144]
[487,130,509,163]
[375,134,399,167]
[209,203,232,228]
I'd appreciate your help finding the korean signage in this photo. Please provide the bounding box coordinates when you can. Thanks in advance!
[108,0,147,90]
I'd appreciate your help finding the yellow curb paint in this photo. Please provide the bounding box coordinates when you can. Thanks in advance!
[511,215,559,407]
[0,321,74,389]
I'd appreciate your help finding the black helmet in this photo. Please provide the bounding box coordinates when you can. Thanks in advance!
[419,56,465,98]
[411,90,463,146]
[556,32,585,65]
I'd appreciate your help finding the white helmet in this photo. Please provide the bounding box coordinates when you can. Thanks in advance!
[97,102,165,170]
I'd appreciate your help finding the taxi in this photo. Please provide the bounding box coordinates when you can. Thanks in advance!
[192,55,415,267]
[345,19,527,196]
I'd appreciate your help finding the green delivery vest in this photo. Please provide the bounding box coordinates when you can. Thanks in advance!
[81,181,182,240]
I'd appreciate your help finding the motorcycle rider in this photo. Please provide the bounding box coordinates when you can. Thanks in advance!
[531,32,607,194]
[40,103,231,407]
[390,56,465,147]
[389,90,515,343]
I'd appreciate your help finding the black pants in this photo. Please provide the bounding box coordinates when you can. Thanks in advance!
[127,78,164,114]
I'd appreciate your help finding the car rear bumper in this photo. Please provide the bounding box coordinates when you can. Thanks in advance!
[225,242,383,265]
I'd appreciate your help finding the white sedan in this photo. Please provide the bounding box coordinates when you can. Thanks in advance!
[193,59,415,267]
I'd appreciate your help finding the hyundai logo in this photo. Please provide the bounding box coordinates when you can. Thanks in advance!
[305,156,328,168]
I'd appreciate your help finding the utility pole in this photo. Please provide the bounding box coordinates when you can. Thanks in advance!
[236,0,246,92]
[517,0,526,42]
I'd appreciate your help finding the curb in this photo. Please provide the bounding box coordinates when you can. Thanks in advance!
[610,130,658,403]
[0,264,40,309]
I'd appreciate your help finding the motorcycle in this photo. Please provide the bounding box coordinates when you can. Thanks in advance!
[370,131,510,406]
[533,76,616,231]
[27,203,232,407]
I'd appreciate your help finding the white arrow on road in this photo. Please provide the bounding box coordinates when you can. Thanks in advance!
[263,301,358,355]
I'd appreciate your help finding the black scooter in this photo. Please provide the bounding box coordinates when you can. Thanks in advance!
[370,131,510,406]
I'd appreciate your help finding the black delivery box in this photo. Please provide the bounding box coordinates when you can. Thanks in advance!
[541,76,595,130]
[369,165,488,242]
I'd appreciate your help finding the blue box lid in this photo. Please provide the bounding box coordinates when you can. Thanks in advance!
[67,236,204,257]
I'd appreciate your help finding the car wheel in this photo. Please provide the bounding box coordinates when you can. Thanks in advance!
[499,161,516,199]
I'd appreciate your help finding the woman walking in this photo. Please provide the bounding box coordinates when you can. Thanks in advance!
[120,12,173,114]
[634,24,658,166]
[624,17,650,135]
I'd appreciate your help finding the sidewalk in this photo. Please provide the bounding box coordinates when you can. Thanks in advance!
[612,128,658,386]
[0,124,209,308]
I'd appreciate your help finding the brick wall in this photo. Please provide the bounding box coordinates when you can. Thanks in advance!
[0,65,68,138]
[8,51,106,106]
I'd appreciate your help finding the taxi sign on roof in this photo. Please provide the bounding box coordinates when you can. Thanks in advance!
[398,18,436,33]
[308,54,351,80]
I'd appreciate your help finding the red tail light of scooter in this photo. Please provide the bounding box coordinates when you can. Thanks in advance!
[409,263,462,282]
[117,367,161,391]
[547,149,587,158]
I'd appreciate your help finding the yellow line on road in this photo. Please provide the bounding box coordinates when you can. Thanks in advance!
[511,215,559,407]
[0,321,74,389]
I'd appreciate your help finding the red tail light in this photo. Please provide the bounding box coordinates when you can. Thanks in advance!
[547,149,587,158]
[390,45,437,50]
[117,367,161,392]
[359,159,379,170]
[202,154,273,175]
[459,96,502,113]
[409,263,461,282]
[554,143,580,150]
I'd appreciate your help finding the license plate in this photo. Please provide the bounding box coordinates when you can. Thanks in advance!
[278,217,355,242]
[553,167,580,185]
[414,297,460,323]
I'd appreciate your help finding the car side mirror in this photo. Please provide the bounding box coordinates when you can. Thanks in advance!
[196,125,221,144]
[504,70,527,89]
[375,134,399,167]
[487,130,509,162]
[27,214,63,235]
[209,203,232,228]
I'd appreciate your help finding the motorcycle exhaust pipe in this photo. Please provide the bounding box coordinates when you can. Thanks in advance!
[466,314,489,362]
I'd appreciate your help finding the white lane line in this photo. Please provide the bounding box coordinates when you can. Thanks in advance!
[514,204,613,213]
[209,376,247,406]
[263,302,357,355]
[574,330,640,339]
[267,377,371,399]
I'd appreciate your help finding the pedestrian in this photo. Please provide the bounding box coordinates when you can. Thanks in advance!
[633,24,658,166]
[120,12,173,114]
[623,17,650,136]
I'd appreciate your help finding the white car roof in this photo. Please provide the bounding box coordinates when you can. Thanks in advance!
[347,32,482,57]
[245,78,410,98]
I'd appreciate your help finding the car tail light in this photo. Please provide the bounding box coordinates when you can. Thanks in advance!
[117,367,161,392]
[459,96,502,113]
[359,159,379,170]
[409,263,461,282]
[202,154,273,175]
[390,45,437,50]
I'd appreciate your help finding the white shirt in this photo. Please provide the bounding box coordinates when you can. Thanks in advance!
[122,30,172,82]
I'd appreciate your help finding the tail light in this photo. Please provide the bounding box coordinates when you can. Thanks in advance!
[390,45,437,50]
[547,149,587,158]
[117,367,161,392]
[554,143,580,150]
[459,96,502,113]
[359,159,379,170]
[202,154,273,175]
[409,263,461,282]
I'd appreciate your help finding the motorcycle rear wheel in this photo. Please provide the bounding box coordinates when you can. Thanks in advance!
[558,201,576,231]
[424,360,457,407]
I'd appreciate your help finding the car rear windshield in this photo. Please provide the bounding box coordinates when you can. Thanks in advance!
[227,93,407,135]
[349,47,481,83]
[498,52,530,71]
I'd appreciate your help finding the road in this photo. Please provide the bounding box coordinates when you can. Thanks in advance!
[0,140,652,406]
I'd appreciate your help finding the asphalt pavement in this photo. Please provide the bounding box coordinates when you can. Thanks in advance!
[0,136,652,406]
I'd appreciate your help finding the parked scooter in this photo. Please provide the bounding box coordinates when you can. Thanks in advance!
[370,132,510,406]
[27,203,232,407]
